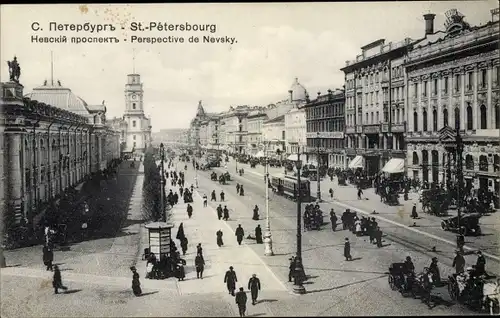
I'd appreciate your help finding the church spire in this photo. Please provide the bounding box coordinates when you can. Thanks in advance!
[196,100,206,117]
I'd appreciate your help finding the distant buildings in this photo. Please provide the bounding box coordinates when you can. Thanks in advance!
[152,128,189,146]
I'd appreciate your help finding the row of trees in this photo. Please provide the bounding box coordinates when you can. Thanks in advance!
[142,147,165,222]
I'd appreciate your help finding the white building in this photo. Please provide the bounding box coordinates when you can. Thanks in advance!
[122,73,152,153]
[285,106,306,155]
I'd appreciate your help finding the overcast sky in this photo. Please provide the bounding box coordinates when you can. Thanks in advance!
[1,2,497,132]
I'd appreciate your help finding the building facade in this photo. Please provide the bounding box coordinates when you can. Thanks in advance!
[342,37,414,175]
[151,128,189,146]
[405,10,500,193]
[284,105,306,155]
[221,105,250,154]
[304,89,346,168]
[1,69,120,228]
[246,107,267,155]
[262,114,286,157]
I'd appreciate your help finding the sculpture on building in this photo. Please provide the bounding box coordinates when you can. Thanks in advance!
[7,56,21,82]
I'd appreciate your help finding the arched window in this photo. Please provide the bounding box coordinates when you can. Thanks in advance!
[465,155,474,170]
[412,152,419,165]
[466,105,473,130]
[443,108,449,127]
[479,155,488,171]
[432,109,438,131]
[480,104,487,129]
[423,110,428,131]
[454,107,460,130]
[413,111,418,132]
[422,150,429,166]
[496,105,500,129]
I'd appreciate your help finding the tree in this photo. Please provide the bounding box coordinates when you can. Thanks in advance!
[142,148,162,221]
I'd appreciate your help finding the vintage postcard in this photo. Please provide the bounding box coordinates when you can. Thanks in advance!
[1,2,499,317]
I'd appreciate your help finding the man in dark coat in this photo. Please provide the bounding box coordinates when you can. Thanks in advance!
[220,190,225,202]
[173,192,179,205]
[248,274,261,305]
[344,238,352,261]
[255,225,263,244]
[224,266,238,296]
[375,226,383,248]
[239,185,244,196]
[223,206,230,221]
[236,183,240,194]
[130,266,141,296]
[252,205,260,221]
[288,256,295,282]
[235,287,248,317]
[187,204,193,218]
[180,237,188,256]
[475,251,487,277]
[216,229,224,247]
[52,265,68,294]
[341,211,348,230]
[217,205,223,220]
[235,225,245,245]
[197,243,203,256]
[43,245,54,271]
[411,203,418,219]
[330,209,337,232]
[211,190,217,201]
[195,253,205,279]
[452,250,465,274]
[179,186,184,197]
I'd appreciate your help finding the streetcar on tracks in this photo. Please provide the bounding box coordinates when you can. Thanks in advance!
[270,174,312,202]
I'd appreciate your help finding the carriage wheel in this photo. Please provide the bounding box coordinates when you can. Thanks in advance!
[388,275,397,291]
[448,280,459,301]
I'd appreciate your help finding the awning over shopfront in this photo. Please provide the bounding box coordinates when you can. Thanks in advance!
[348,155,364,169]
[254,150,265,158]
[287,154,298,161]
[382,158,405,174]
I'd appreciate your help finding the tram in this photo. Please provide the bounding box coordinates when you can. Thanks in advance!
[270,174,312,202]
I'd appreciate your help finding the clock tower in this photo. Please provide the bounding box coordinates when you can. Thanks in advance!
[123,73,151,154]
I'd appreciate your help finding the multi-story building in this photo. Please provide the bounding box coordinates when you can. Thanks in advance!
[189,101,207,149]
[262,113,286,157]
[342,37,414,175]
[221,105,250,154]
[151,128,189,146]
[405,9,499,193]
[246,106,267,155]
[304,89,346,168]
[284,105,306,155]
[207,114,222,152]
[2,68,120,228]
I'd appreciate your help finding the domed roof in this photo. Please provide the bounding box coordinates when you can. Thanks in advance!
[289,77,308,102]
[24,81,90,117]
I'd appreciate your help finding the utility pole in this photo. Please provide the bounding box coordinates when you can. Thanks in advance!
[316,131,322,202]
[160,143,165,222]
[455,118,464,251]
[264,141,274,256]
[293,147,306,294]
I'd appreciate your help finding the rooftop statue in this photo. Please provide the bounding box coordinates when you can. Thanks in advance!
[7,56,21,82]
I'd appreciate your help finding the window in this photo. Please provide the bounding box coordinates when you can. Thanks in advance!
[454,107,460,130]
[443,77,449,94]
[422,110,428,132]
[467,72,473,90]
[412,152,419,165]
[433,79,438,95]
[133,135,136,140]
[371,112,374,124]
[365,113,368,124]
[480,69,487,88]
[496,105,500,129]
[413,83,418,97]
[454,74,460,92]
[495,66,500,86]
[423,81,427,96]
[376,111,379,123]
[479,155,488,171]
[432,109,438,131]
[480,105,487,129]
[413,111,418,132]
[132,120,136,127]
[465,155,474,170]
[132,103,136,109]
[133,142,136,147]
[443,108,449,127]
[467,105,473,130]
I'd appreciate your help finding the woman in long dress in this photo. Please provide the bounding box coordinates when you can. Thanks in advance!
[131,266,142,296]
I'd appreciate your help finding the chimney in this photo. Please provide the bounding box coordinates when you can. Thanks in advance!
[423,13,436,35]
[288,89,293,102]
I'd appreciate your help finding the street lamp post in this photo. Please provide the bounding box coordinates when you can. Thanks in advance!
[316,131,322,202]
[294,147,306,294]
[263,142,274,256]
[455,119,465,251]
[160,143,165,222]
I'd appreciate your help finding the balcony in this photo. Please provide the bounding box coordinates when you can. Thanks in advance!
[364,124,380,134]
[306,131,345,139]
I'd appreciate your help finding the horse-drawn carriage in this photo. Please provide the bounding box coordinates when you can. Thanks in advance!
[211,172,218,181]
[441,213,482,236]
[338,175,347,186]
[420,189,450,216]
[448,270,499,313]
[388,263,432,300]
[219,172,231,185]
[250,159,258,168]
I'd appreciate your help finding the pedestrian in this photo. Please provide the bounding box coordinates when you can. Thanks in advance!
[173,192,179,205]
[220,190,225,202]
[187,204,193,219]
[329,188,334,199]
[52,265,68,294]
[330,210,337,232]
[224,266,238,296]
[197,243,203,256]
[236,183,240,194]
[355,219,362,236]
[341,211,347,230]
[216,229,224,247]
[239,185,244,196]
[235,287,248,317]
[357,188,363,200]
[180,236,188,256]
[211,190,217,201]
[248,274,261,305]
[203,194,208,207]
[195,253,205,279]
[176,263,186,281]
[452,250,465,274]
[176,222,186,241]
[223,206,230,221]
[255,225,263,244]
[375,227,383,248]
[475,251,487,277]
[288,257,296,282]
[421,267,433,309]
[130,266,142,296]
[179,186,184,197]
[43,245,54,271]
[252,205,260,221]
[344,238,352,261]
[411,203,418,219]
[235,224,245,245]
[217,204,223,220]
